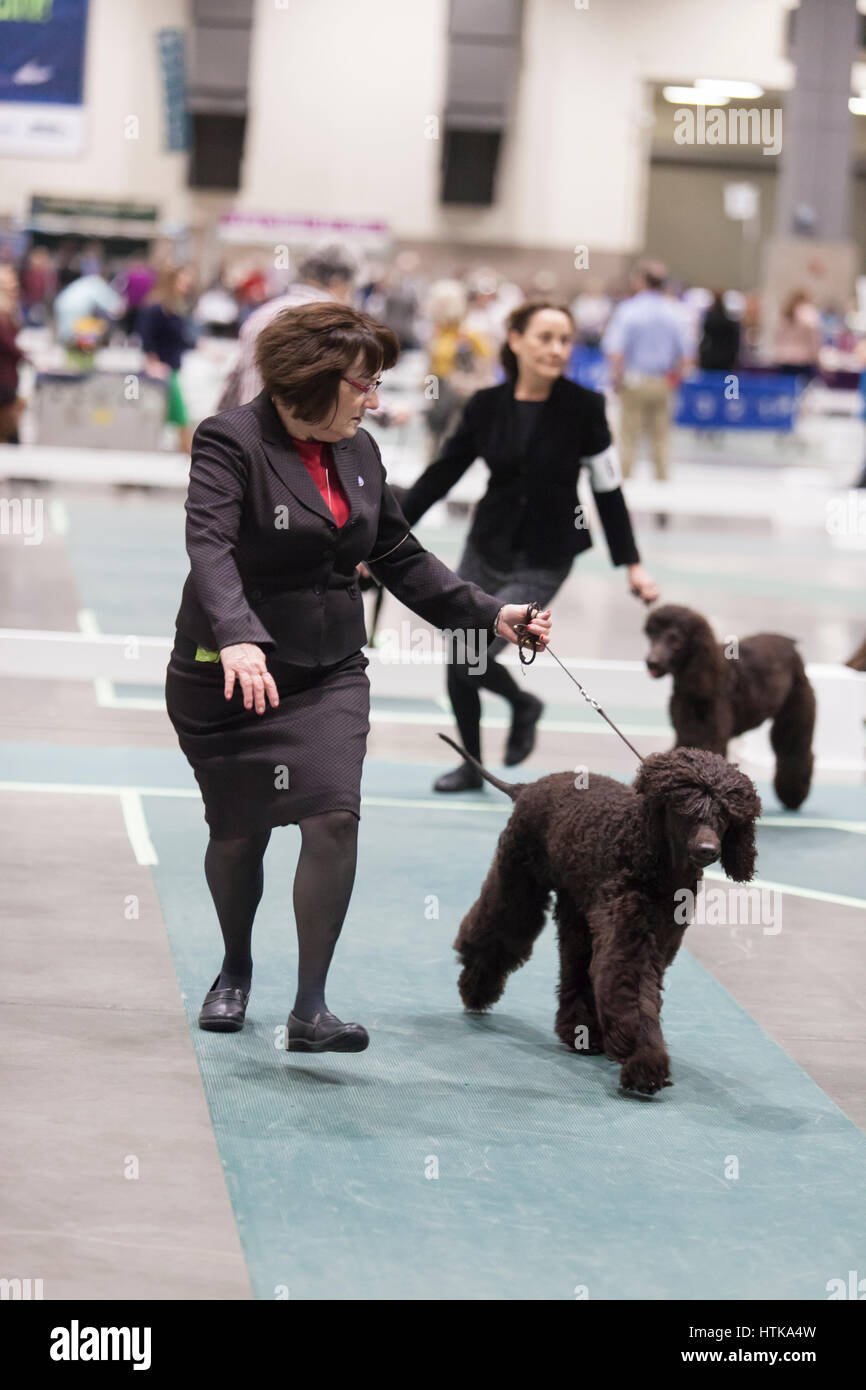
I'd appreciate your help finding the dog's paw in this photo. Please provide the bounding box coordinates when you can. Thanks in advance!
[457,964,500,1013]
[619,1050,672,1096]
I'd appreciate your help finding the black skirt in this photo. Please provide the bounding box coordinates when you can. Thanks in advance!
[164,631,371,839]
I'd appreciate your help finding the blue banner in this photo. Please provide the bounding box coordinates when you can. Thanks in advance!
[675,370,803,432]
[0,0,88,107]
[565,353,804,433]
[566,344,609,392]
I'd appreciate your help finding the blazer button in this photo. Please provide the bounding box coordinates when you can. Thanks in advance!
[321,548,333,559]
[313,584,323,595]
[250,588,262,600]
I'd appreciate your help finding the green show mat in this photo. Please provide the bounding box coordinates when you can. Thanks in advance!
[147,789,866,1301]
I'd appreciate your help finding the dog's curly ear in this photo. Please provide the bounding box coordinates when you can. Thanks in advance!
[720,770,762,882]
[721,819,757,882]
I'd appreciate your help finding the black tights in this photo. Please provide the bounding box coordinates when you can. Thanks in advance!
[205,810,359,1020]
[446,645,534,760]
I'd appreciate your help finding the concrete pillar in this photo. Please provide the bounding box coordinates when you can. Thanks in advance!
[774,0,859,240]
[762,0,859,345]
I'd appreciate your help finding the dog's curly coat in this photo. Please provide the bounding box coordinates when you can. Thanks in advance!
[644,603,815,810]
[441,734,762,1095]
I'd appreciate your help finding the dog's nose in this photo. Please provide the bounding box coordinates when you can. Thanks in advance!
[692,839,720,866]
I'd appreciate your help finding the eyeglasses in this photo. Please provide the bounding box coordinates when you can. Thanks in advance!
[342,375,382,398]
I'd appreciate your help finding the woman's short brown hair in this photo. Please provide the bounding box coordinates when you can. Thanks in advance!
[254,301,399,424]
[500,300,575,382]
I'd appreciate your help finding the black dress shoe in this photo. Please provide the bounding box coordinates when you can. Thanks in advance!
[285,1010,369,1053]
[504,693,544,765]
[433,762,483,793]
[198,976,250,1032]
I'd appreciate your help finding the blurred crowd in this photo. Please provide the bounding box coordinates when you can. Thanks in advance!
[2,235,866,485]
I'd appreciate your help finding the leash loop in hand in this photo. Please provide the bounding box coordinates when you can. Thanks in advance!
[513,600,542,665]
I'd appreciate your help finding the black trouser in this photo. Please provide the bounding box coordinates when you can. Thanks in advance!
[445,537,572,759]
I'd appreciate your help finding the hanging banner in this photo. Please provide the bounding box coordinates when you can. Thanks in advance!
[217,210,390,250]
[0,0,89,157]
[157,27,189,153]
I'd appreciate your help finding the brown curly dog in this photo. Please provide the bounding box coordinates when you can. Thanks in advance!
[440,734,762,1096]
[644,603,815,810]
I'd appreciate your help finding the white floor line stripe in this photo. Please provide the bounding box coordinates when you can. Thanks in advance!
[702,868,866,912]
[360,794,505,812]
[76,608,100,635]
[94,693,164,711]
[1,780,864,834]
[119,789,159,866]
[90,689,672,736]
[0,782,862,908]
[759,816,866,835]
[0,781,199,797]
[48,498,69,536]
[93,676,116,706]
[77,608,119,709]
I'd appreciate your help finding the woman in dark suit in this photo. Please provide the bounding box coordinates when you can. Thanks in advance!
[400,299,658,792]
[164,301,552,1052]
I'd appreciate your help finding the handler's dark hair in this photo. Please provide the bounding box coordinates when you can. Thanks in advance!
[255,301,399,424]
[500,300,575,382]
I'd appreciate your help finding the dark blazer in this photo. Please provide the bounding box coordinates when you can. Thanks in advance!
[137,303,189,371]
[401,375,640,568]
[174,389,502,667]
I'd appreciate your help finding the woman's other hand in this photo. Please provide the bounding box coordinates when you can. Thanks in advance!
[496,604,552,648]
[219,643,280,714]
[626,564,659,604]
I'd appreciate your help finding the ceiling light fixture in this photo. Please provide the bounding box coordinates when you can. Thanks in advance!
[662,86,730,106]
[694,78,764,99]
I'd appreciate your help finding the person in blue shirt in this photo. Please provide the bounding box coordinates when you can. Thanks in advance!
[602,262,691,483]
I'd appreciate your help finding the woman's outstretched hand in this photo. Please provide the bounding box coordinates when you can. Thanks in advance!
[626,564,659,604]
[219,643,280,714]
[496,604,552,648]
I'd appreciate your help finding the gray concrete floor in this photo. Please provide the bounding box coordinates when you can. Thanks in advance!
[1,788,251,1299]
[687,898,866,1132]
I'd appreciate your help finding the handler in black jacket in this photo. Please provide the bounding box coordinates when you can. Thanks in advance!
[164,301,551,1051]
[400,299,658,791]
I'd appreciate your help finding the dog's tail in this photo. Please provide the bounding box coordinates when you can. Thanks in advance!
[437,732,526,800]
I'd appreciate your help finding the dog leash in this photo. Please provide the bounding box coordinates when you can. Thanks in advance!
[513,601,647,764]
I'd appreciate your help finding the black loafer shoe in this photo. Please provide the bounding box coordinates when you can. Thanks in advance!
[433,763,483,793]
[198,976,250,1032]
[285,1010,369,1053]
[504,693,544,765]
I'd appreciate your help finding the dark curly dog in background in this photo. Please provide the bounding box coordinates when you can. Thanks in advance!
[440,734,761,1096]
[644,603,815,810]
